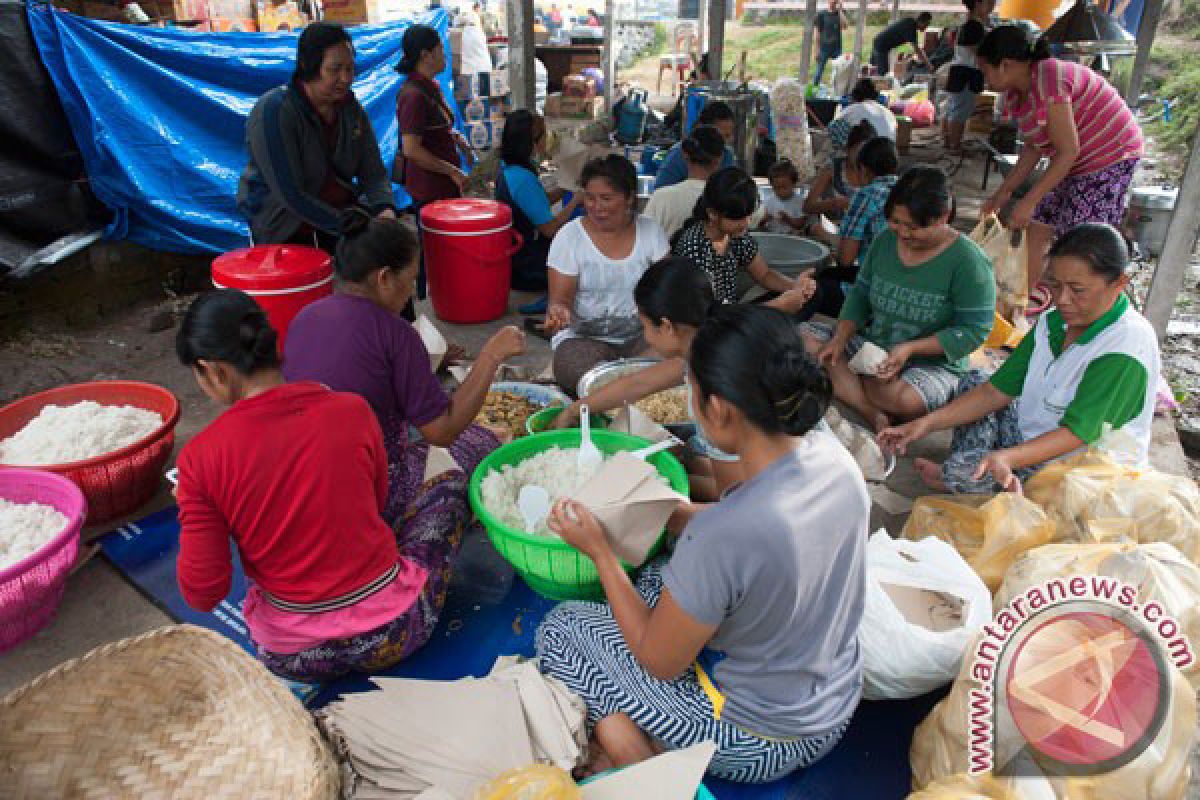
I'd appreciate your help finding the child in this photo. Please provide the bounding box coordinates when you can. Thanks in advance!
[760,160,811,235]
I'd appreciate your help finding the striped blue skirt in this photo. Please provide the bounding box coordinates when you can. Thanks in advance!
[535,560,850,784]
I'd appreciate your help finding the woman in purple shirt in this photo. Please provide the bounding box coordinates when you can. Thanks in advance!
[284,211,524,533]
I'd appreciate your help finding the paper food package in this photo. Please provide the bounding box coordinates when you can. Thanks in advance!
[848,341,889,376]
[581,742,716,800]
[609,405,673,444]
[572,451,685,567]
[860,531,992,700]
[825,407,889,482]
[414,315,449,373]
[901,493,1058,592]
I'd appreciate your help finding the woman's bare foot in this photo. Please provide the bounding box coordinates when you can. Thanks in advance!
[594,713,657,769]
[573,740,615,780]
[914,458,949,492]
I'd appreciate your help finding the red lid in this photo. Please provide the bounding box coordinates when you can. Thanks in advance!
[420,198,512,233]
[211,246,332,291]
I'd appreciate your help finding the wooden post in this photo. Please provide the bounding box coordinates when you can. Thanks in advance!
[603,0,616,112]
[708,0,726,81]
[698,0,707,60]
[506,0,536,110]
[798,0,818,83]
[854,0,867,70]
[1144,121,1200,339]
[1125,0,1164,105]
[890,0,899,23]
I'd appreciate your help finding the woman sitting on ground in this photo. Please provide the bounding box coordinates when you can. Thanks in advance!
[283,212,524,529]
[803,166,995,431]
[537,305,868,783]
[803,119,876,233]
[644,125,727,238]
[175,290,451,682]
[671,166,815,313]
[879,223,1160,493]
[494,109,582,312]
[544,155,670,395]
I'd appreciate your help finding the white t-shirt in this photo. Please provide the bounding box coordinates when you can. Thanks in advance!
[548,215,670,348]
[760,188,809,234]
[644,179,705,238]
[836,101,898,140]
[459,21,493,77]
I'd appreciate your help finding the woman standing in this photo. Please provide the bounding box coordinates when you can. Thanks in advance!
[942,0,995,153]
[803,167,995,431]
[643,125,726,238]
[671,167,815,312]
[395,24,472,306]
[283,213,524,529]
[238,23,396,250]
[537,305,867,783]
[494,110,582,303]
[978,25,1144,303]
[544,155,670,395]
[176,290,451,682]
[880,224,1160,493]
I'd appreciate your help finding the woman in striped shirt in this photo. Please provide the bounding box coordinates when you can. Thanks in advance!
[978,26,1143,308]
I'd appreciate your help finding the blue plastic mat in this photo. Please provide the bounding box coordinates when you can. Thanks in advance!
[100,509,941,799]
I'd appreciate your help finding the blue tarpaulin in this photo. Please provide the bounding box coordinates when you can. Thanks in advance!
[26,5,460,254]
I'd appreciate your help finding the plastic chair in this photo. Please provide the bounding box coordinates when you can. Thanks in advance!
[657,22,696,95]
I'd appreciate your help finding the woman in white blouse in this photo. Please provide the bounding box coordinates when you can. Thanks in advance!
[544,155,670,394]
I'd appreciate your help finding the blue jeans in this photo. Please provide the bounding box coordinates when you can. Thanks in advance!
[814,44,842,85]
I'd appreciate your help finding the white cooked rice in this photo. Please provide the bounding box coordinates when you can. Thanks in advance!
[0,401,163,465]
[480,447,606,536]
[0,498,69,571]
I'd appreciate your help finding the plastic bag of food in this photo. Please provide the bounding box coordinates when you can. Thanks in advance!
[861,532,993,700]
[825,407,889,482]
[906,772,1028,799]
[997,541,1200,689]
[911,627,1197,800]
[848,341,889,376]
[902,494,1057,592]
[1024,451,1200,564]
[472,765,580,800]
[969,214,1028,322]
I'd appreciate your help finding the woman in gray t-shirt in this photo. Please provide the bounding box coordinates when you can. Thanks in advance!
[536,305,869,783]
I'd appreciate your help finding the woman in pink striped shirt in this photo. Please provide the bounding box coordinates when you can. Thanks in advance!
[978,26,1143,306]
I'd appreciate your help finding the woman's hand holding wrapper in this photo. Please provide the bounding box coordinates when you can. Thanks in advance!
[547,499,608,558]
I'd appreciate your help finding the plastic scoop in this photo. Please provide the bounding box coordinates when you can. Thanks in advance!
[517,485,552,532]
[629,438,678,461]
[577,403,603,473]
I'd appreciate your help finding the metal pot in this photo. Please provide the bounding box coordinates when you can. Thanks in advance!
[1127,185,1177,257]
[683,81,767,172]
[749,233,832,277]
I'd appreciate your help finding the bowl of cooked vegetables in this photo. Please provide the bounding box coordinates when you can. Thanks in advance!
[474,383,571,441]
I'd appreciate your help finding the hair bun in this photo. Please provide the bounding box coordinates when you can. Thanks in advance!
[237,310,278,362]
[760,345,830,436]
[339,207,371,238]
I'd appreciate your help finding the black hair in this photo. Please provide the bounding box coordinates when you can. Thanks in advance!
[634,256,715,328]
[680,124,725,168]
[500,109,541,175]
[579,154,638,198]
[333,209,420,284]
[917,11,933,25]
[294,22,354,83]
[673,166,759,247]
[885,165,956,226]
[853,136,899,177]
[767,159,800,183]
[176,289,280,375]
[1047,223,1130,282]
[397,24,442,74]
[850,78,880,104]
[977,25,1051,67]
[689,305,830,437]
[697,100,734,125]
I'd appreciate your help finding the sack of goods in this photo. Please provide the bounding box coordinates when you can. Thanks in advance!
[770,79,813,183]
[997,541,1200,689]
[1024,450,1200,565]
[901,493,1058,593]
[910,628,1198,799]
[860,532,992,700]
[969,213,1028,322]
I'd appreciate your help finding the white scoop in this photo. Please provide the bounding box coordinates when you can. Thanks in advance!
[629,438,678,461]
[577,403,603,474]
[517,484,552,532]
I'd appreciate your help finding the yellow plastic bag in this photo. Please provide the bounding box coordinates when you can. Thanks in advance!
[969,214,1028,321]
[906,772,1024,799]
[473,765,581,800]
[997,541,1200,689]
[902,494,1057,593]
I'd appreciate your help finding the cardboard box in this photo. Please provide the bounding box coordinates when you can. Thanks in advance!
[544,93,604,120]
[462,95,488,124]
[449,29,463,71]
[209,16,257,30]
[563,75,596,99]
[320,0,384,24]
[465,120,503,150]
[255,0,305,30]
[488,68,509,97]
[159,0,208,20]
[208,0,254,16]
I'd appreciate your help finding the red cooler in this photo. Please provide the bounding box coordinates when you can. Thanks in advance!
[421,199,523,324]
[211,245,332,350]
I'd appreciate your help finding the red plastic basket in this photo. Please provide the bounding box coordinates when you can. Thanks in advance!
[0,382,180,525]
[0,469,86,652]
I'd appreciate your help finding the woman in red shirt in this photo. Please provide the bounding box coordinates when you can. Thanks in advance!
[174,289,462,682]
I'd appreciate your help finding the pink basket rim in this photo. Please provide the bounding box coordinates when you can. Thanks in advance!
[0,468,86,582]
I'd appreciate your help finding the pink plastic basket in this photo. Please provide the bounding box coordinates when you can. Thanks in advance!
[0,469,87,653]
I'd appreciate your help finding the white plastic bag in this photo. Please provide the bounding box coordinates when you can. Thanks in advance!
[860,531,993,700]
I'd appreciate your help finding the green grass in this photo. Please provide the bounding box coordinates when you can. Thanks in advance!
[722,24,888,81]
[1142,38,1200,175]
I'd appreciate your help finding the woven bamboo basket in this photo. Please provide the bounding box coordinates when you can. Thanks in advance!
[0,625,339,799]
